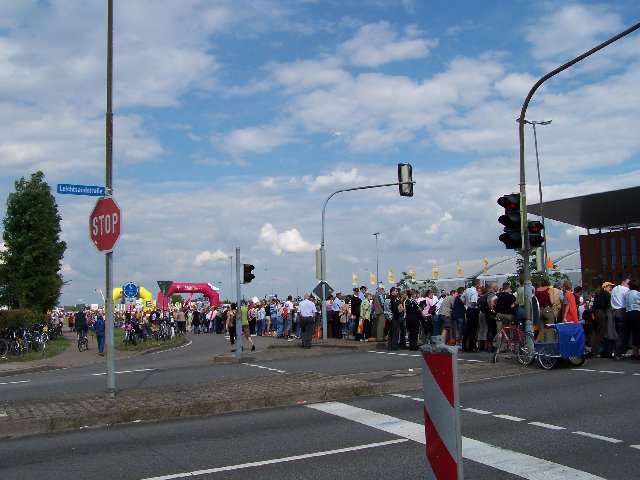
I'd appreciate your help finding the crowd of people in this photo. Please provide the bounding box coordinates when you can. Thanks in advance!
[53,275,639,359]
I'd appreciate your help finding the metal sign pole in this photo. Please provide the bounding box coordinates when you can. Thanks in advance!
[105,0,115,398]
[235,247,243,359]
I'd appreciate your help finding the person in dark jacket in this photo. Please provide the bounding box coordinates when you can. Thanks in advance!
[93,313,106,355]
[404,290,423,351]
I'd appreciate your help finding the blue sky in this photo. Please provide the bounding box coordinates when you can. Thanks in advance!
[1,1,639,306]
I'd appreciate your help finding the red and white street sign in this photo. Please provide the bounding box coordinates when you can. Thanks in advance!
[89,197,121,252]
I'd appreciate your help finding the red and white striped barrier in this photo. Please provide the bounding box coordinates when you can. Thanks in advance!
[421,342,463,479]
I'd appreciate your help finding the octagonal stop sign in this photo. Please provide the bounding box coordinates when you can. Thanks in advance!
[90,197,121,252]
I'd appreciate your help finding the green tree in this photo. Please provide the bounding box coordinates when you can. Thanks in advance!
[0,171,66,312]
[507,254,568,290]
[396,271,438,293]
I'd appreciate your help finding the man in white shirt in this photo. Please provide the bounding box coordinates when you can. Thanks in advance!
[612,278,630,359]
[298,293,318,349]
[461,279,480,352]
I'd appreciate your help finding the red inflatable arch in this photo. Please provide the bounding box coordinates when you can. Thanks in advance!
[157,282,220,309]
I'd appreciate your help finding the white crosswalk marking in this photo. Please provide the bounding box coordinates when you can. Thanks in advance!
[309,401,606,480]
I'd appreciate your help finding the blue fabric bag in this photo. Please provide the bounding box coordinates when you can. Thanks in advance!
[556,322,585,357]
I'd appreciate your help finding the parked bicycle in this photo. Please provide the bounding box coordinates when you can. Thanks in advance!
[492,320,535,365]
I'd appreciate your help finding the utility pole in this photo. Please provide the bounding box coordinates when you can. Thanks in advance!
[517,22,640,329]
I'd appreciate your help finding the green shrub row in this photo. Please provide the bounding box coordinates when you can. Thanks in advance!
[0,309,49,330]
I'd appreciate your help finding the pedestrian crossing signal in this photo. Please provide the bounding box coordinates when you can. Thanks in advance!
[528,220,545,248]
[242,264,255,284]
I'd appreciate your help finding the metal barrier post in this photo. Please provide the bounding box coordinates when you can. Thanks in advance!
[421,338,463,479]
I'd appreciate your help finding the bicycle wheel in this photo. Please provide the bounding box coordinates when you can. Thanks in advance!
[568,356,585,367]
[517,333,536,365]
[83,338,89,351]
[537,345,557,370]
[492,333,503,363]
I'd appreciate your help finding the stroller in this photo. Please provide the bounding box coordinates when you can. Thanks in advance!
[534,322,586,370]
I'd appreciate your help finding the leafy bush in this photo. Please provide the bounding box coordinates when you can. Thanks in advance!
[0,309,49,330]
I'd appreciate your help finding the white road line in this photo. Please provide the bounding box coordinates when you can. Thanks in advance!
[309,402,605,480]
[140,438,408,480]
[390,393,411,398]
[0,380,30,385]
[630,445,640,450]
[572,368,596,372]
[573,431,623,443]
[92,368,155,376]
[148,339,192,354]
[493,414,526,422]
[242,363,286,373]
[390,394,423,402]
[463,407,492,415]
[0,412,7,417]
[598,370,625,374]
[529,422,566,430]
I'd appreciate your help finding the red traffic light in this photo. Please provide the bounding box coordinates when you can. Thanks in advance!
[528,220,545,248]
[497,194,520,212]
[528,221,544,234]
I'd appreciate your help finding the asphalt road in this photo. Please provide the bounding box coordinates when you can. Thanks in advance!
[1,332,638,479]
[2,375,638,480]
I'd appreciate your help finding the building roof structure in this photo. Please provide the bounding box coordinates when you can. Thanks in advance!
[527,186,640,230]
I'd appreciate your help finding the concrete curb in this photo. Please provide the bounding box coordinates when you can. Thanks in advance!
[0,372,384,438]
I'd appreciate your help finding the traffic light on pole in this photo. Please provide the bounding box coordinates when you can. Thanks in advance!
[242,264,255,284]
[497,193,522,250]
[398,163,413,197]
[528,220,545,248]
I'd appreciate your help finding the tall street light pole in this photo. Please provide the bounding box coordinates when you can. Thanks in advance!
[517,22,640,330]
[228,255,233,301]
[373,232,380,285]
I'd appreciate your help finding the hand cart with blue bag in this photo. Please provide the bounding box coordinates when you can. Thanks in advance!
[534,322,586,370]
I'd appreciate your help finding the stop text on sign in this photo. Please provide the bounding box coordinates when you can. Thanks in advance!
[91,212,119,235]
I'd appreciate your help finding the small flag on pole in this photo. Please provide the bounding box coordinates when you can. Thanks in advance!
[352,273,358,285]
[388,269,395,284]
[370,271,376,284]
[409,269,415,281]
[547,256,554,270]
[456,262,463,277]
[432,265,439,279]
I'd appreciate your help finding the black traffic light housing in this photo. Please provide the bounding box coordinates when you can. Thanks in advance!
[398,163,413,197]
[497,193,522,250]
[242,264,255,284]
[528,220,545,248]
